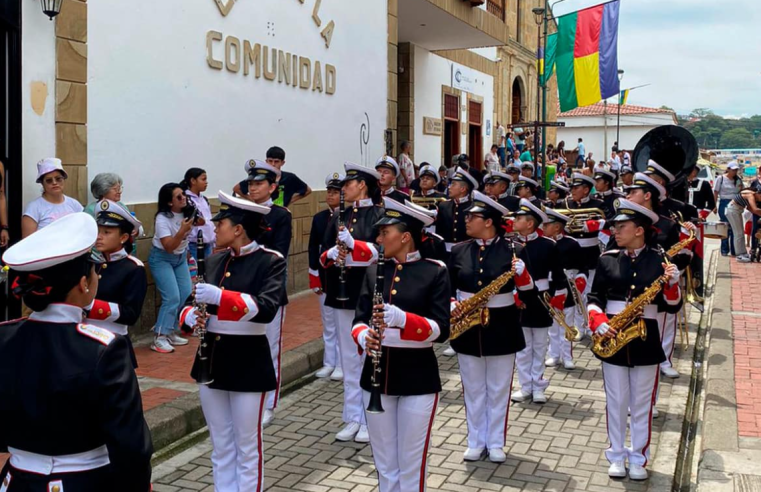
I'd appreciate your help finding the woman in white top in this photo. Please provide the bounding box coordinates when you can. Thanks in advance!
[180,167,216,263]
[485,144,501,173]
[397,141,416,193]
[148,183,194,353]
[22,158,83,238]
[713,162,744,256]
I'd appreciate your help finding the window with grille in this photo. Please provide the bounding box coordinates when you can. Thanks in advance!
[444,94,460,121]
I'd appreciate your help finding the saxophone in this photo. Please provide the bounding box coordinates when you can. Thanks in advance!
[592,234,695,359]
[449,242,517,341]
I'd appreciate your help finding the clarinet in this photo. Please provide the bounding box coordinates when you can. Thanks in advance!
[366,245,385,414]
[336,190,350,301]
[194,231,214,385]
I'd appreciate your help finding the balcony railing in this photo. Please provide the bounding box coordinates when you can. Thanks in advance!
[486,0,505,21]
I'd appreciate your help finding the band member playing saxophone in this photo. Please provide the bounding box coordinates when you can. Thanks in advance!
[449,191,534,463]
[587,199,681,481]
[180,191,286,492]
[351,198,450,492]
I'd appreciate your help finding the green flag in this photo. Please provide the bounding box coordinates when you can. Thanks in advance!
[542,32,558,86]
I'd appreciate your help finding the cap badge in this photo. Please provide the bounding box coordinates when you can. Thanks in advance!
[386,210,401,218]
[100,201,110,211]
[613,198,621,208]
[332,172,339,179]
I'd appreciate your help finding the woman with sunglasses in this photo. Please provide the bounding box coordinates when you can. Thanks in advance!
[22,158,83,238]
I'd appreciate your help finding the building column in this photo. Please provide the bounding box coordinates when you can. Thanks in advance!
[55,0,88,205]
[397,42,414,161]
[387,0,398,156]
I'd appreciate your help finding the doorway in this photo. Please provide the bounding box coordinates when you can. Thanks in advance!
[512,78,523,124]
[443,94,460,166]
[468,100,483,169]
[0,0,22,320]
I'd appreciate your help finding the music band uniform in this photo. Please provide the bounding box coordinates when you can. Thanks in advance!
[351,198,450,492]
[376,156,411,204]
[180,192,286,492]
[435,167,478,253]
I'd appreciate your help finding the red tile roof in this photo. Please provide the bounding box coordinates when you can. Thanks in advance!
[558,102,675,118]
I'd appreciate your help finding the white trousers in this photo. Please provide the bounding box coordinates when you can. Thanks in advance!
[458,353,515,450]
[318,294,341,369]
[660,312,677,370]
[335,308,366,425]
[577,269,596,336]
[199,386,266,492]
[602,363,659,466]
[516,327,550,393]
[547,306,575,362]
[265,306,286,410]
[362,391,438,492]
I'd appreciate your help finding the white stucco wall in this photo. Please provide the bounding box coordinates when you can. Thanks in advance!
[557,113,677,157]
[413,45,494,168]
[84,0,387,205]
[21,1,57,207]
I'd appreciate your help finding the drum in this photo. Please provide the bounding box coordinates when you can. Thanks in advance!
[704,221,729,239]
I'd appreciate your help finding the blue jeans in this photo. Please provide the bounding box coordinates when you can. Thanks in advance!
[497,147,506,168]
[718,198,734,255]
[148,247,193,335]
[188,242,213,264]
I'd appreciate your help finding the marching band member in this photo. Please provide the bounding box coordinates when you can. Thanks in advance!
[543,208,587,370]
[321,163,384,442]
[514,176,543,208]
[405,199,448,262]
[566,173,606,337]
[376,156,411,203]
[181,191,286,492]
[510,199,566,404]
[86,199,147,367]
[546,181,570,209]
[520,162,535,179]
[246,160,293,425]
[594,169,623,220]
[587,199,681,481]
[411,164,446,206]
[506,163,521,195]
[449,191,533,463]
[435,167,478,254]
[309,173,345,381]
[620,166,635,187]
[484,171,520,212]
[0,213,152,491]
[351,198,450,491]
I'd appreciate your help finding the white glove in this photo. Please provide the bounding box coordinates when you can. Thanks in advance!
[184,308,199,328]
[596,322,611,337]
[665,264,680,286]
[383,304,407,328]
[338,228,355,250]
[195,283,223,306]
[514,259,526,276]
[326,245,340,262]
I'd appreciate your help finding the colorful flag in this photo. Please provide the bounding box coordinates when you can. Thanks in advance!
[619,88,630,105]
[541,32,558,86]
[556,0,620,112]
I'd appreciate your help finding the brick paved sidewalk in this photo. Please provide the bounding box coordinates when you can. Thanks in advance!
[152,334,694,491]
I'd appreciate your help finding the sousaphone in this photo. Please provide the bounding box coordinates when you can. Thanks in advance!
[631,125,698,197]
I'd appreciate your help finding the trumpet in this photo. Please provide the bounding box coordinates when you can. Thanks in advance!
[554,205,606,234]
[410,194,445,210]
[540,292,580,342]
[565,270,588,337]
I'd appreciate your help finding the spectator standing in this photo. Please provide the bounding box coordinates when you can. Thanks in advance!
[514,126,526,152]
[148,183,193,353]
[181,167,215,263]
[496,122,506,167]
[22,158,83,238]
[573,138,586,168]
[84,173,126,216]
[506,132,515,156]
[557,141,567,163]
[397,141,415,193]
[713,162,744,256]
[485,144,501,173]
[725,182,761,262]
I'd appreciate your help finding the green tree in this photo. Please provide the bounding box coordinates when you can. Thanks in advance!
[720,128,755,149]
[689,108,715,119]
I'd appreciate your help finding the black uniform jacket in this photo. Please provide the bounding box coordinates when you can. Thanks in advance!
[383,187,410,204]
[595,189,624,221]
[258,202,292,306]
[689,179,716,212]
[449,236,529,357]
[419,231,448,263]
[567,196,606,271]
[517,233,567,328]
[554,235,589,309]
[607,213,691,271]
[321,200,385,310]
[589,247,681,367]
[308,208,333,290]
[497,193,521,212]
[189,241,286,392]
[354,253,450,395]
[435,197,472,246]
[0,304,152,492]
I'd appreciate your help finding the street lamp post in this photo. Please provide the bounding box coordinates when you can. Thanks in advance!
[532,7,544,181]
[539,0,566,187]
[616,69,624,149]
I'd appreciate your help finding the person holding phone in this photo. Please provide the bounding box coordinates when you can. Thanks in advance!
[148,183,194,353]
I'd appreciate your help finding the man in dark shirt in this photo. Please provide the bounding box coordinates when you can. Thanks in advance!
[233,146,311,207]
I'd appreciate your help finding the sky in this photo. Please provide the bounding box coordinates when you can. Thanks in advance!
[551,0,761,117]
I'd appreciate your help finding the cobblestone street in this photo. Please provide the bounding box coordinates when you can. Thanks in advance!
[151,333,693,492]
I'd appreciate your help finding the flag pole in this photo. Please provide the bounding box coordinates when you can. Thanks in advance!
[615,69,624,149]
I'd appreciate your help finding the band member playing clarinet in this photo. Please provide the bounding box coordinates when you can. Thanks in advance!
[180,191,286,492]
[0,213,152,491]
[449,191,534,463]
[588,199,681,481]
[351,198,450,492]
[86,199,147,367]
[321,163,384,443]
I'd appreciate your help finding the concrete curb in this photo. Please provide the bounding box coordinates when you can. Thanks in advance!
[146,337,325,454]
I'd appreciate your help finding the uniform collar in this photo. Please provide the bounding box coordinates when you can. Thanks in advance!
[393,251,422,263]
[580,195,591,204]
[477,236,498,246]
[455,196,470,204]
[498,191,510,199]
[258,198,274,207]
[104,248,128,262]
[354,198,374,208]
[383,187,396,195]
[29,303,84,324]
[553,234,564,241]
[626,245,646,258]
[519,231,539,242]
[233,240,260,257]
[424,189,436,196]
[598,189,613,197]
